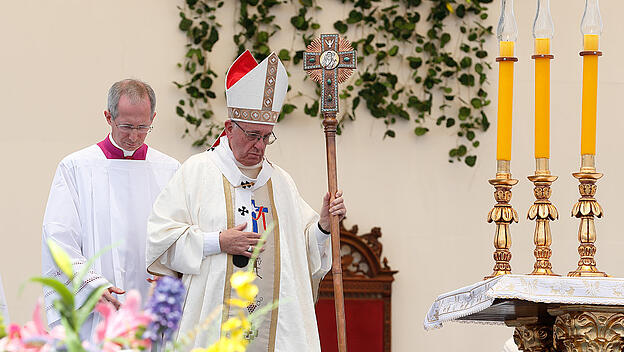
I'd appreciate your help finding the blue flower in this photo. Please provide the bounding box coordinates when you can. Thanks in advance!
[143,276,185,345]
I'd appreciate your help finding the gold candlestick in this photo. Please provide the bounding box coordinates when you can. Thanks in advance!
[568,154,608,277]
[485,160,519,280]
[527,158,559,276]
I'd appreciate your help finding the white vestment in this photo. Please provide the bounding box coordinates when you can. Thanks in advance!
[42,143,179,337]
[0,274,8,324]
[146,136,331,351]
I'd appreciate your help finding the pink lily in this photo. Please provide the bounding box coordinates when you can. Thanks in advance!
[0,300,65,352]
[94,290,152,350]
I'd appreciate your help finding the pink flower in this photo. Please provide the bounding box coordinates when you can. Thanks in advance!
[0,300,65,352]
[94,290,152,350]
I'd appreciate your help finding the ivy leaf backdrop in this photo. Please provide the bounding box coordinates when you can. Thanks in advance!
[175,0,493,167]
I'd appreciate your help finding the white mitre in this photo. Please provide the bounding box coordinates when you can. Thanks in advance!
[225,50,288,125]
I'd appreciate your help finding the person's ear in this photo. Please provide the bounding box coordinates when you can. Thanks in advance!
[104,111,113,126]
[224,120,233,135]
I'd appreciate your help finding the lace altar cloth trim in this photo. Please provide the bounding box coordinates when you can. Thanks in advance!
[424,274,624,330]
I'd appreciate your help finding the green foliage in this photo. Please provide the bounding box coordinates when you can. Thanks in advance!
[176,0,492,166]
[175,0,225,147]
[28,242,114,352]
[0,315,6,339]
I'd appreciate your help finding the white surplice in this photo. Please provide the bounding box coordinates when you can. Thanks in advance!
[41,144,179,337]
[146,136,331,351]
[0,274,8,324]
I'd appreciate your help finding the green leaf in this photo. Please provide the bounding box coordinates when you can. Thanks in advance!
[74,243,115,293]
[414,127,429,136]
[200,77,213,89]
[459,74,475,87]
[347,10,363,24]
[257,31,269,43]
[31,277,74,309]
[457,145,468,156]
[446,118,455,127]
[470,98,482,108]
[384,130,396,138]
[407,56,422,69]
[76,285,109,328]
[47,240,74,280]
[456,4,466,18]
[179,18,192,31]
[459,107,471,119]
[440,33,451,47]
[460,57,472,69]
[282,103,296,114]
[388,45,399,56]
[465,155,477,167]
[278,49,291,61]
[334,21,348,34]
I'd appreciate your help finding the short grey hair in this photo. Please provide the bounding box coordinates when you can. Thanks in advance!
[107,79,156,120]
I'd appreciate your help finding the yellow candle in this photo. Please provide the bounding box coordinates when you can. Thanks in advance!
[584,34,599,51]
[534,38,551,158]
[581,34,600,155]
[535,38,550,55]
[496,41,515,161]
[499,41,514,57]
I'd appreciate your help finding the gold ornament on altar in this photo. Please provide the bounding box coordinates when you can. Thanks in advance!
[568,155,608,277]
[485,161,519,280]
[527,159,559,276]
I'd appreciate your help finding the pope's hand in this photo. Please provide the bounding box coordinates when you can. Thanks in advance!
[319,190,346,233]
[219,223,264,257]
[100,286,125,309]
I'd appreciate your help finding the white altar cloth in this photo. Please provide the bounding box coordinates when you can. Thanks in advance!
[424,274,624,330]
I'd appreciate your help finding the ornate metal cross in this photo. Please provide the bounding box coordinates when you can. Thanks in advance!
[303,34,357,116]
[303,34,357,352]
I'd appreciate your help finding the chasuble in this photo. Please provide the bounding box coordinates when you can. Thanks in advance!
[147,136,331,351]
[42,138,179,337]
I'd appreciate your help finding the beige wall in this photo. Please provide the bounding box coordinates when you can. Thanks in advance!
[1,0,624,350]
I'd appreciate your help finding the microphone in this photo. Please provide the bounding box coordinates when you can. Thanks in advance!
[233,255,249,268]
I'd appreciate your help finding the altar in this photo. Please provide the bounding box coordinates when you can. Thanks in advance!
[425,275,624,350]
[423,0,623,350]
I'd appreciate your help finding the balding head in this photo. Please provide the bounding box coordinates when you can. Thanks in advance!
[107,79,156,120]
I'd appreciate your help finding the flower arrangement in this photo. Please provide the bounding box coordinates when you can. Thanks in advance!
[0,226,272,352]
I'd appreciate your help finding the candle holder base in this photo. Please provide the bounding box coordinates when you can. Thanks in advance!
[484,174,519,280]
[568,169,608,278]
[527,173,559,276]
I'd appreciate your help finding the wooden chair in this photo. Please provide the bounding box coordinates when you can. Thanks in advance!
[316,221,398,352]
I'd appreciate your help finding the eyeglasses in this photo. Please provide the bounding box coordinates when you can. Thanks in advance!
[232,120,277,145]
[115,123,153,134]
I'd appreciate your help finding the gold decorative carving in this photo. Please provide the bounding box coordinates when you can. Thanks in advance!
[485,161,519,279]
[551,306,624,351]
[513,324,555,352]
[527,166,559,276]
[568,155,608,277]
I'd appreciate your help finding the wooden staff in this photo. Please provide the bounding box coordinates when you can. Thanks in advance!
[303,33,357,352]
